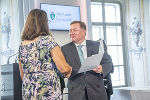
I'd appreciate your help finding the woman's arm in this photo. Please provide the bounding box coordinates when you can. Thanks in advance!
[18,61,24,80]
[50,46,72,78]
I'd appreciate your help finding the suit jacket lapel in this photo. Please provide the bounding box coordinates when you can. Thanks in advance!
[69,42,81,66]
[86,40,93,57]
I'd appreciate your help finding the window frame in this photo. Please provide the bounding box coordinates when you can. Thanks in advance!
[91,0,128,87]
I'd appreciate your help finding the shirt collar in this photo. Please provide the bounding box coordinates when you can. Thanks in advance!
[74,40,86,47]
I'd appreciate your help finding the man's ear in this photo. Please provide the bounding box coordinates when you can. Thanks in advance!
[82,29,86,36]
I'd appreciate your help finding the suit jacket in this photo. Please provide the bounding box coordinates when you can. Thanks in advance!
[104,73,113,95]
[61,40,113,100]
[102,40,114,96]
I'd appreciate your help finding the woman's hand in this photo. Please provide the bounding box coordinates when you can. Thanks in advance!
[64,67,72,78]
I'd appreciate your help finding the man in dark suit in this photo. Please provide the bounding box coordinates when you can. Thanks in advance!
[61,21,113,100]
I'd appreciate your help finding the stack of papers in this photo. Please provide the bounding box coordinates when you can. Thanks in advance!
[78,53,104,73]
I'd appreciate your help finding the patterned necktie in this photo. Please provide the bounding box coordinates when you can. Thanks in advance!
[77,45,84,64]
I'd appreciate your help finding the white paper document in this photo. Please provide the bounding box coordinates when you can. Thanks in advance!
[78,53,104,73]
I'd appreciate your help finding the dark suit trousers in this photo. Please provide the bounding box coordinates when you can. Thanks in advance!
[107,94,110,100]
[84,87,89,100]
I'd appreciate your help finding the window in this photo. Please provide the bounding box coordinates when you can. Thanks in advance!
[91,2,125,87]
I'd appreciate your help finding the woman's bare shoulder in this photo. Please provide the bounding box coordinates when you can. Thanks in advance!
[21,36,41,46]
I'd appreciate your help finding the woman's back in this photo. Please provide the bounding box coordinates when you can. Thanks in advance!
[19,35,62,100]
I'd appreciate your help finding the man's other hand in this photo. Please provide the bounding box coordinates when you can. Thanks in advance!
[93,65,103,73]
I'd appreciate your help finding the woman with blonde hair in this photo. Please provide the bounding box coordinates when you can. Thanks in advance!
[18,9,72,100]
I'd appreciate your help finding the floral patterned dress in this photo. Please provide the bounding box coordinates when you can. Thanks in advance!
[19,35,62,100]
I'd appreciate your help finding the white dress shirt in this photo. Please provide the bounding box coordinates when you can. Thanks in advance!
[74,40,87,59]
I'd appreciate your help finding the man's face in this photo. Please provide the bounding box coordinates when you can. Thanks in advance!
[69,23,86,44]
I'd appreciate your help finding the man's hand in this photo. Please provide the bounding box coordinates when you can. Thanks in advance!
[93,65,103,73]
